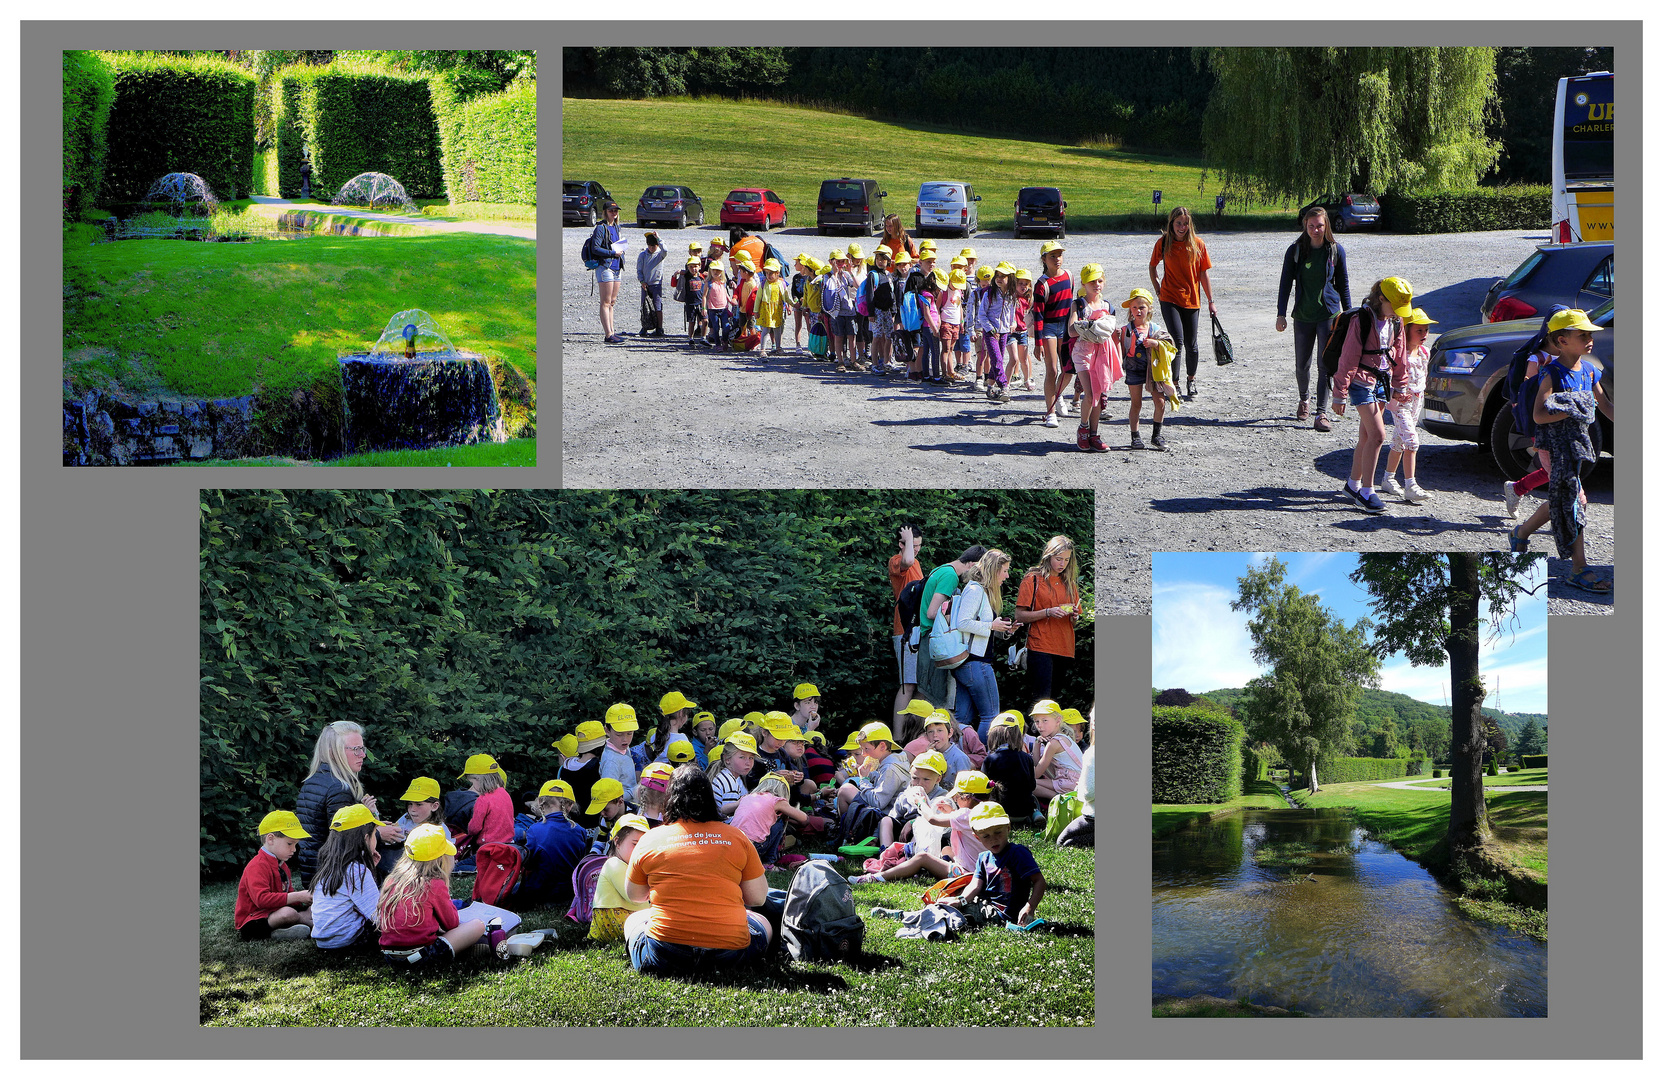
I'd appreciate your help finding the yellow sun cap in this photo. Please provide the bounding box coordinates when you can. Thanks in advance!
[969,802,1011,831]
[724,732,760,755]
[458,754,506,782]
[611,813,651,839]
[586,778,626,814]
[404,822,456,862]
[900,698,935,718]
[1548,308,1600,333]
[256,810,311,839]
[330,804,388,831]
[1378,276,1415,318]
[952,770,992,795]
[912,750,948,778]
[399,776,442,803]
[794,683,821,700]
[606,703,640,731]
[539,778,575,801]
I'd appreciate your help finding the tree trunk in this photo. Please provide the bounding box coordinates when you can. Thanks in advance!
[1445,553,1489,857]
[1306,754,1320,795]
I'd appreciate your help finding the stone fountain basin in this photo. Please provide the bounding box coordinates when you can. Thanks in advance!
[339,350,505,454]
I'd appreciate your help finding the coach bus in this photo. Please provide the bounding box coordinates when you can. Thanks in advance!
[1552,72,1613,243]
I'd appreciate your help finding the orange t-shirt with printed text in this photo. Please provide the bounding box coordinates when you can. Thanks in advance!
[1017,571,1078,659]
[889,553,924,636]
[627,820,765,950]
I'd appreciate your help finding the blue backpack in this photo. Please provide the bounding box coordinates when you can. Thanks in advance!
[1506,307,1568,447]
[899,289,922,332]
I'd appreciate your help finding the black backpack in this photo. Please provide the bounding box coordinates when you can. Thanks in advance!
[871,277,894,312]
[780,861,865,964]
[1505,307,1567,447]
[442,789,479,836]
[837,796,883,846]
[895,578,926,633]
[1319,306,1398,383]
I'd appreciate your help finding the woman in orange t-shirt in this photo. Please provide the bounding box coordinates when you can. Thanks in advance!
[1148,206,1217,401]
[1014,536,1081,700]
[623,765,771,976]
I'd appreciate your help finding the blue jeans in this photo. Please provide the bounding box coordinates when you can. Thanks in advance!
[707,308,733,348]
[920,327,941,379]
[628,911,770,976]
[953,658,1001,741]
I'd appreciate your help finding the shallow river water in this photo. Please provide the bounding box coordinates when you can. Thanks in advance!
[1153,808,1546,1016]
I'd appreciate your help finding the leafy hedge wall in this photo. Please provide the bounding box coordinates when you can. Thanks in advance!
[1521,754,1547,769]
[1243,742,1269,784]
[1314,756,1410,784]
[442,80,536,204]
[1152,705,1244,804]
[274,65,443,199]
[63,51,115,219]
[200,488,1094,878]
[100,52,255,203]
[1380,185,1550,234]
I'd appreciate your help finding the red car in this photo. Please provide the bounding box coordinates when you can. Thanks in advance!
[719,188,788,231]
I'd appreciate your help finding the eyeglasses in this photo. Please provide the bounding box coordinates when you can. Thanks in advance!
[344,744,368,755]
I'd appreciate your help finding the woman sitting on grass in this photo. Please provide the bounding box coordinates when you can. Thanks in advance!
[624,765,773,977]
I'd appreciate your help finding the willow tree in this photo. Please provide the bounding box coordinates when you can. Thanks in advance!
[1349,553,1540,863]
[1231,557,1379,794]
[1201,47,1501,202]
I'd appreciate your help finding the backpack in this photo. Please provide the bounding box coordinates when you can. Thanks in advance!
[1041,791,1084,843]
[780,861,865,964]
[472,842,525,906]
[442,789,479,836]
[564,853,608,924]
[929,587,970,669]
[871,277,894,313]
[899,289,922,332]
[762,241,788,276]
[1506,307,1567,447]
[580,229,605,271]
[837,795,883,847]
[855,274,872,316]
[894,578,926,633]
[1318,306,1397,383]
[804,275,824,314]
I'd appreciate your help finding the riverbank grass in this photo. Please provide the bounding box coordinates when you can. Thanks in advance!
[199,830,1094,1027]
[1152,779,1288,838]
[174,439,536,468]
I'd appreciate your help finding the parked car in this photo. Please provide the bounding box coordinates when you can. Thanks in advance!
[636,185,704,229]
[1479,241,1613,323]
[817,177,886,235]
[1013,186,1066,238]
[1421,297,1612,479]
[915,181,981,238]
[563,180,613,227]
[1299,192,1381,232]
[719,188,787,231]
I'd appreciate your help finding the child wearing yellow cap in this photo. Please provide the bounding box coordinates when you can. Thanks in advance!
[590,814,653,942]
[377,823,506,967]
[917,269,946,382]
[1032,701,1085,803]
[789,255,814,353]
[1331,277,1415,514]
[731,773,811,867]
[981,717,1039,821]
[1064,264,1120,453]
[234,810,314,940]
[834,722,914,819]
[755,258,790,356]
[938,269,966,374]
[309,803,390,951]
[1117,287,1174,452]
[874,751,950,850]
[958,803,1047,928]
[453,754,514,864]
[702,263,733,350]
[673,254,706,343]
[600,704,641,803]
[866,246,897,375]
[519,779,589,906]
[559,721,610,829]
[1378,307,1438,504]
[1012,268,1035,391]
[851,770,1000,885]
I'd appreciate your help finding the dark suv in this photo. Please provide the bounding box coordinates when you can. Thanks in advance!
[817,177,886,235]
[1421,298,1613,479]
[1480,241,1612,323]
[1014,187,1066,238]
[563,180,613,227]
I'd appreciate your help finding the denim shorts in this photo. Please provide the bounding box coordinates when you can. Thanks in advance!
[1347,379,1389,407]
[595,265,621,284]
[629,911,769,976]
[1012,330,1028,346]
[832,315,856,338]
[1039,322,1068,340]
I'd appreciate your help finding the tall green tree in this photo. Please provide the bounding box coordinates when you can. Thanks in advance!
[1349,553,1541,862]
[1514,717,1545,758]
[1201,47,1501,201]
[1231,557,1379,794]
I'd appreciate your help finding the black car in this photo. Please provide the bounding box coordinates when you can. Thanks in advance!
[1299,192,1381,232]
[1421,298,1612,479]
[563,180,613,227]
[1479,241,1613,323]
[1014,187,1066,238]
[636,185,704,229]
[817,177,886,236]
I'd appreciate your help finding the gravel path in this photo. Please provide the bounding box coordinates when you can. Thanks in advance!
[1377,777,1549,793]
[562,225,1612,615]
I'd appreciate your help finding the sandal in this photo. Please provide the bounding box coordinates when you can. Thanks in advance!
[1564,568,1611,594]
[1507,526,1529,554]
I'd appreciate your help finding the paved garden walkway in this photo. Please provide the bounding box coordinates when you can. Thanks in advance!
[1376,776,1549,793]
[248,196,534,239]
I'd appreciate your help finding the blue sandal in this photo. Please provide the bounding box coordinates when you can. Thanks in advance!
[1508,526,1529,553]
[1564,568,1611,594]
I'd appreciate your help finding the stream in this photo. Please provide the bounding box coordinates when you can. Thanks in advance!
[1153,808,1546,1016]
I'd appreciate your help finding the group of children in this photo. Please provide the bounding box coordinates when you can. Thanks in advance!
[235,691,1088,966]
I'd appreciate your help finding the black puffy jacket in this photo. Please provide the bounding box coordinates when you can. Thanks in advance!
[294,762,355,880]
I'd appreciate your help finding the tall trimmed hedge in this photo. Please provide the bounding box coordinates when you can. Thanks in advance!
[1380,186,1550,234]
[274,65,443,199]
[99,52,255,204]
[1313,756,1410,784]
[200,488,1095,878]
[439,79,536,204]
[1152,706,1244,804]
[1521,754,1547,769]
[1242,742,1269,784]
[63,51,115,218]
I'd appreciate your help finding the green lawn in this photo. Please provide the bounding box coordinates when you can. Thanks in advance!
[1417,767,1547,790]
[563,97,1297,234]
[1152,780,1290,837]
[174,438,536,468]
[64,230,537,401]
[200,828,1094,1027]
[417,200,538,225]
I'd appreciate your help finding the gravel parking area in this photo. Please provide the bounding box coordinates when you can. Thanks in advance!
[562,225,1613,615]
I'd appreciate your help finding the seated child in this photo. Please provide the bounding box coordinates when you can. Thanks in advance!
[377,776,453,875]
[452,754,514,860]
[877,751,949,849]
[921,711,974,790]
[635,762,674,827]
[376,823,508,969]
[707,733,759,819]
[235,810,314,939]
[519,779,589,907]
[589,814,653,942]
[958,802,1047,927]
[731,772,810,866]
[852,770,997,885]
[584,777,638,854]
[980,715,1038,821]
[835,722,913,816]
[309,804,387,952]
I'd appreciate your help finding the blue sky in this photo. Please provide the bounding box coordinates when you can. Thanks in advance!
[1151,552,1548,714]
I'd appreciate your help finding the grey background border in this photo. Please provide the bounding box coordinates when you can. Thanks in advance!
[23,19,1641,1060]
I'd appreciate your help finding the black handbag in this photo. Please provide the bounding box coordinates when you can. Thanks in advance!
[1211,312,1235,366]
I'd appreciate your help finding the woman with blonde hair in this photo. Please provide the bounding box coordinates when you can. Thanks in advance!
[951,549,1018,741]
[1014,536,1082,700]
[296,721,391,881]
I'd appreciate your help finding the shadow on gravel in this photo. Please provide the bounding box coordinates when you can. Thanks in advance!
[907,440,1081,457]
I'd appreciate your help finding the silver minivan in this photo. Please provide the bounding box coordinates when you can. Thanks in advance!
[915,180,981,238]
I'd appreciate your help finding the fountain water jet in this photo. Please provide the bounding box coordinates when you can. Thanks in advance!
[144,172,219,216]
[339,309,506,453]
[332,172,419,214]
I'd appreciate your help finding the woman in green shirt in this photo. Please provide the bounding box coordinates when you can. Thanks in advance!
[1275,206,1352,431]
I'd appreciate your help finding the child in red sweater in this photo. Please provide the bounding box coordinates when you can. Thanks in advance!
[452,754,514,860]
[234,810,314,939]
[376,823,504,968]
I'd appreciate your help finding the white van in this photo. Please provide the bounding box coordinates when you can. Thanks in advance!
[915,181,981,238]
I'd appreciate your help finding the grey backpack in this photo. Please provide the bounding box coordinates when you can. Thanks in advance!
[780,861,865,964]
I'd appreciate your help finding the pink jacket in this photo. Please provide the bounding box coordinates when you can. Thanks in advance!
[1332,307,1408,397]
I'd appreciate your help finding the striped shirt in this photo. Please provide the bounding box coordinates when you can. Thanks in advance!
[1035,272,1073,333]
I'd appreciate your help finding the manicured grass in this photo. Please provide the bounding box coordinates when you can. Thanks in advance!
[199,828,1094,1027]
[63,230,537,399]
[1417,767,1547,790]
[173,438,536,468]
[416,200,538,224]
[1151,779,1289,838]
[563,97,1297,235]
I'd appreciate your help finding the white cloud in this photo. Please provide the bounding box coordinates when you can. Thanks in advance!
[1151,582,1263,693]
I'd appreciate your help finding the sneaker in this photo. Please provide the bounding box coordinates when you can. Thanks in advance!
[872,361,888,375]
[1297,400,1310,421]
[1076,427,1091,450]
[1359,490,1388,515]
[1058,398,1073,417]
[1130,432,1145,450]
[1403,480,1432,504]
[1341,483,1365,507]
[1043,412,1059,428]
[1379,475,1405,498]
[1503,481,1521,519]
[1187,378,1197,399]
[997,386,1011,404]
[972,377,984,391]
[1088,433,1109,453]
[1150,430,1167,451]
[1314,414,1333,433]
